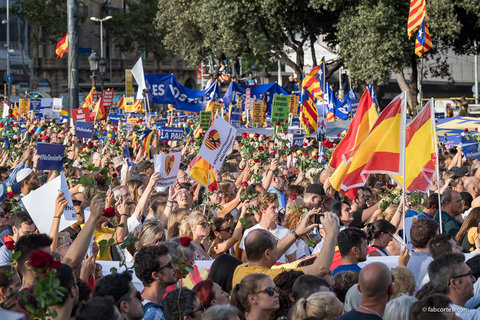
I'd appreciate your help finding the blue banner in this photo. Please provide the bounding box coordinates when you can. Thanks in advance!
[462,143,480,160]
[37,143,65,171]
[75,122,94,139]
[158,127,185,141]
[230,107,242,128]
[31,100,40,113]
[145,74,223,113]
[223,82,288,113]
[292,134,305,147]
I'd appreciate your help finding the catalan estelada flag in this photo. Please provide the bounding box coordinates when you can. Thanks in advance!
[142,130,154,156]
[329,88,378,169]
[415,18,432,57]
[55,33,68,59]
[132,99,143,113]
[392,98,436,192]
[330,92,407,199]
[300,89,318,136]
[82,87,95,110]
[301,58,325,100]
[407,0,426,38]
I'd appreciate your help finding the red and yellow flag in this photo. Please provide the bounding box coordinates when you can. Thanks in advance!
[82,87,95,110]
[90,97,106,121]
[392,99,436,192]
[142,130,154,157]
[329,88,378,169]
[407,0,426,39]
[414,18,432,57]
[55,33,68,59]
[300,90,318,136]
[188,155,217,190]
[330,92,407,199]
[301,63,324,100]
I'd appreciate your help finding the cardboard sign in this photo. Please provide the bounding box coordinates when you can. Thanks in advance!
[271,94,289,130]
[200,111,212,130]
[210,101,223,117]
[154,152,182,187]
[289,94,299,114]
[21,172,76,235]
[245,88,252,110]
[251,102,264,124]
[125,69,133,96]
[317,117,327,136]
[124,97,135,113]
[75,121,94,139]
[18,99,30,114]
[36,143,65,171]
[52,98,63,112]
[198,116,236,170]
[158,127,185,141]
[72,108,91,122]
[102,90,115,108]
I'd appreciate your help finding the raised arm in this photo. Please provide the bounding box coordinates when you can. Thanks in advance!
[276,211,318,260]
[49,192,68,252]
[131,172,160,223]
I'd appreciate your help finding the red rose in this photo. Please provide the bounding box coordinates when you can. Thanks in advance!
[275,120,281,126]
[8,121,13,125]
[0,123,3,128]
[239,143,242,147]
[30,129,35,135]
[30,250,55,269]
[17,137,20,142]
[112,172,118,178]
[163,141,168,146]
[444,133,447,137]
[337,133,341,137]
[290,194,297,200]
[87,141,94,149]
[113,127,118,132]
[7,192,14,199]
[110,138,116,144]
[283,119,288,123]
[13,123,18,127]
[302,151,307,156]
[476,128,479,132]
[465,128,469,132]
[102,207,116,218]
[303,143,307,146]
[284,131,287,135]
[258,146,264,151]
[50,260,61,270]
[69,141,73,146]
[3,235,15,250]
[179,237,192,247]
[386,184,395,190]
[327,142,334,148]
[242,132,248,138]
[314,154,319,159]
[189,139,194,143]
[253,158,260,163]
[208,184,217,191]
[138,119,143,123]
[262,134,267,138]
[241,181,248,187]
[296,131,300,134]
[254,132,260,138]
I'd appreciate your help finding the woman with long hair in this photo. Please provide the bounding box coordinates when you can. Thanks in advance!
[209,210,246,259]
[230,273,279,320]
[455,207,480,252]
[330,201,354,228]
[367,219,396,256]
[291,292,344,320]
[179,211,211,260]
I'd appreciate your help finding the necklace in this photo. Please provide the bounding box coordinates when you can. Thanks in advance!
[359,305,382,318]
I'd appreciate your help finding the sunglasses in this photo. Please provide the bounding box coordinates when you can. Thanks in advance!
[158,262,174,271]
[256,287,280,296]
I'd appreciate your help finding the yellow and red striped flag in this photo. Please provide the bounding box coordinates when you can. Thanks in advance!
[142,130,154,156]
[407,0,426,39]
[82,87,95,110]
[301,60,325,100]
[117,96,125,111]
[55,33,68,59]
[392,99,436,192]
[330,92,407,199]
[132,99,143,113]
[329,88,378,169]
[414,18,432,57]
[300,90,318,136]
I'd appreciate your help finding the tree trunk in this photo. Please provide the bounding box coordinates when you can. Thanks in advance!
[394,56,418,115]
[310,33,317,67]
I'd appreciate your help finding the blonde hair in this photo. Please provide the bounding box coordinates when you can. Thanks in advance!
[292,292,339,320]
[134,220,165,251]
[230,273,270,314]
[258,192,278,211]
[383,204,398,221]
[179,211,207,238]
[167,208,189,240]
[126,179,143,204]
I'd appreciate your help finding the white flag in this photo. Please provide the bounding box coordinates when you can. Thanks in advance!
[132,57,147,100]
[198,116,236,170]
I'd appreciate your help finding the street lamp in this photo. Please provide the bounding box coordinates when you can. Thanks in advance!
[99,58,106,93]
[88,51,99,88]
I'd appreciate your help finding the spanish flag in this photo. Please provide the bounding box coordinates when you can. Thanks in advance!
[330,92,407,199]
[82,87,95,110]
[55,33,68,59]
[188,155,217,190]
[407,0,426,39]
[301,59,325,100]
[329,88,378,169]
[90,97,106,121]
[392,99,436,192]
[116,96,125,111]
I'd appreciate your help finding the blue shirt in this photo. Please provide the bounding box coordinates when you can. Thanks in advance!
[332,264,361,276]
[0,162,27,203]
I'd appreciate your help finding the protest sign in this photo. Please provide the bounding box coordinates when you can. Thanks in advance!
[124,97,135,113]
[158,127,185,141]
[75,122,94,139]
[245,88,252,111]
[21,172,76,235]
[72,108,90,122]
[317,117,327,136]
[198,116,236,170]
[19,99,30,114]
[154,152,182,187]
[36,143,65,171]
[272,94,289,131]
[210,101,223,117]
[251,102,264,124]
[462,143,480,160]
[0,309,25,320]
[52,98,63,112]
[30,100,40,114]
[288,94,299,114]
[199,111,212,130]
[124,122,133,131]
[229,104,242,128]
[93,93,101,102]
[125,69,133,96]
[290,134,305,147]
[102,89,115,108]
[127,117,141,126]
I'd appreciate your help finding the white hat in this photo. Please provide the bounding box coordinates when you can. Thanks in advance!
[16,168,33,183]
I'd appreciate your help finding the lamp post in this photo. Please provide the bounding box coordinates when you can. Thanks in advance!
[99,58,106,93]
[90,16,112,95]
[88,51,99,88]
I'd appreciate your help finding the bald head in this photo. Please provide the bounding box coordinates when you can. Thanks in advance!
[319,168,333,185]
[464,177,480,198]
[358,262,392,298]
[244,229,275,262]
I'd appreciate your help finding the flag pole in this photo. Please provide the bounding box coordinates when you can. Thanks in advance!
[204,167,211,215]
[401,91,407,243]
[430,97,443,233]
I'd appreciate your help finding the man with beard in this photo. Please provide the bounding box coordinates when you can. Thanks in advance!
[350,187,380,228]
[16,167,40,199]
[135,245,179,320]
[332,228,368,276]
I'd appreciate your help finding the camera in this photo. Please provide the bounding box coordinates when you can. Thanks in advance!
[314,213,325,225]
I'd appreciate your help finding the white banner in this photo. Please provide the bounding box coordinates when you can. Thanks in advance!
[198,116,236,170]
[21,172,76,234]
[131,57,147,100]
[52,98,63,112]
[154,152,181,188]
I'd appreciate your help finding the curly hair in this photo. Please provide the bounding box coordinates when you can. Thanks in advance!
[391,266,416,298]
[163,287,198,320]
[134,244,169,286]
[283,205,305,231]
[272,270,304,319]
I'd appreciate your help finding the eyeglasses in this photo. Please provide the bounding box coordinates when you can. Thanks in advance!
[158,262,174,271]
[256,287,280,296]
[452,270,474,280]
[197,222,209,228]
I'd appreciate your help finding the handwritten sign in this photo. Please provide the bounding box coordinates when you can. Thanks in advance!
[154,152,182,187]
[102,90,115,108]
[251,102,264,124]
[200,111,212,130]
[289,94,299,114]
[19,99,30,114]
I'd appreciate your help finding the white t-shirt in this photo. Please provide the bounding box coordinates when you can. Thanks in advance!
[239,224,296,263]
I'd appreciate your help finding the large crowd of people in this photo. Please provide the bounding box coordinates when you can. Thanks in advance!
[0,107,479,320]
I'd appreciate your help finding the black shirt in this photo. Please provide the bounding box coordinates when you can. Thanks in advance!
[338,310,382,320]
